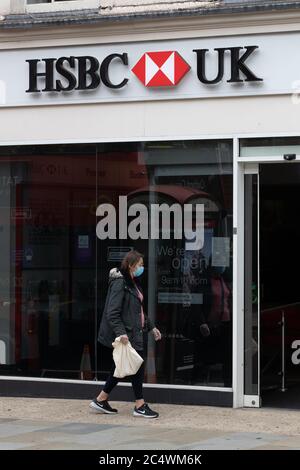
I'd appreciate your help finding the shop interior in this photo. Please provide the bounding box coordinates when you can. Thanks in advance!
[260,163,300,408]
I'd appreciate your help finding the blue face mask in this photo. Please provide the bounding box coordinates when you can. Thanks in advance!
[133,266,144,277]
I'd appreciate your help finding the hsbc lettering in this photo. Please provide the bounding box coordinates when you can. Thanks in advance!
[26,53,129,92]
[26,45,262,93]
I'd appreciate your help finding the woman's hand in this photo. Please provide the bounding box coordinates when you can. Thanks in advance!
[120,334,129,344]
[152,328,162,341]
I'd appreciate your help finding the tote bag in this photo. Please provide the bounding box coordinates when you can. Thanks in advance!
[112,337,144,378]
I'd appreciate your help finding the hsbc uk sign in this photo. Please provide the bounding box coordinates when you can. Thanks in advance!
[26,46,262,93]
[3,32,300,107]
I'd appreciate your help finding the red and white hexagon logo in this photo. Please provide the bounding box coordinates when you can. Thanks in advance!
[131,51,190,87]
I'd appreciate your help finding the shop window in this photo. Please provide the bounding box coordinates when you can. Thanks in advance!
[0,144,97,380]
[96,140,233,387]
[0,140,233,388]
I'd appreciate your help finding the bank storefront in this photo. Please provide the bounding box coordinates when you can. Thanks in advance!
[0,19,300,408]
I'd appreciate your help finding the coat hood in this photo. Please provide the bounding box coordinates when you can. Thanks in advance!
[109,267,124,281]
[108,267,139,289]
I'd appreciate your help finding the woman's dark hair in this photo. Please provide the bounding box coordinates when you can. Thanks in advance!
[121,250,143,273]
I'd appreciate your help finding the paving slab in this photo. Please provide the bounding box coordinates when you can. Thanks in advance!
[0,441,36,450]
[182,432,288,450]
[0,398,300,450]
[0,397,299,436]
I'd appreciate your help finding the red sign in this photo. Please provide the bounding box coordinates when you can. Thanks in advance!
[132,51,190,87]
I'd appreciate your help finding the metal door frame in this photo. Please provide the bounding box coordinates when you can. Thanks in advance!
[233,143,261,408]
[243,163,260,408]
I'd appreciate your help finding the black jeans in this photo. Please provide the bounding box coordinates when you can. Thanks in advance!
[103,333,147,400]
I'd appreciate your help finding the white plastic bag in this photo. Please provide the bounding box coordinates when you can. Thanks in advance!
[112,337,144,378]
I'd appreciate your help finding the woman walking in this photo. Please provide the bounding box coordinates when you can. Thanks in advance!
[90,251,161,418]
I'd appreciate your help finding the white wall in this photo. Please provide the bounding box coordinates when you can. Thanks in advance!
[0,0,11,15]
[11,0,26,14]
[0,95,298,144]
[24,0,215,15]
[100,0,215,15]
[0,1,27,15]
[27,0,100,13]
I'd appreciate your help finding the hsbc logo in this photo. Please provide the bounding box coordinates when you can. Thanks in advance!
[131,51,190,87]
[26,46,262,93]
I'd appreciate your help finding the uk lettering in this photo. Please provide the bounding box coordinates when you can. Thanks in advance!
[25,45,263,93]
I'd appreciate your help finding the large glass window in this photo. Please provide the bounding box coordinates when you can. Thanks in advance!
[0,140,233,388]
[0,144,97,379]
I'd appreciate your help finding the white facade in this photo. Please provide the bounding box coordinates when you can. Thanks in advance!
[0,7,299,143]
[0,95,299,145]
[1,0,215,15]
[0,3,300,407]
[0,0,11,15]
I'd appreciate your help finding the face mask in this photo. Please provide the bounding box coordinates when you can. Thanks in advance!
[133,266,144,277]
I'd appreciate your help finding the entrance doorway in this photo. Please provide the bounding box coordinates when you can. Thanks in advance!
[245,162,300,408]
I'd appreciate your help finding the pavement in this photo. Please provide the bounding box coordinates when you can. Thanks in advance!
[0,397,300,450]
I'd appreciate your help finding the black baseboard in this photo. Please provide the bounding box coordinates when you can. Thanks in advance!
[0,379,232,407]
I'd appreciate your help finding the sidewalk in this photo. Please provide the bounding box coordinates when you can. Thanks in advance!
[0,397,300,450]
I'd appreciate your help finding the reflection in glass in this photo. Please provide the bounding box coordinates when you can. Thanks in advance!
[97,140,233,387]
[0,140,233,388]
[0,145,97,379]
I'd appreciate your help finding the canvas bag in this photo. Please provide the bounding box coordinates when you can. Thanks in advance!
[112,337,144,378]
